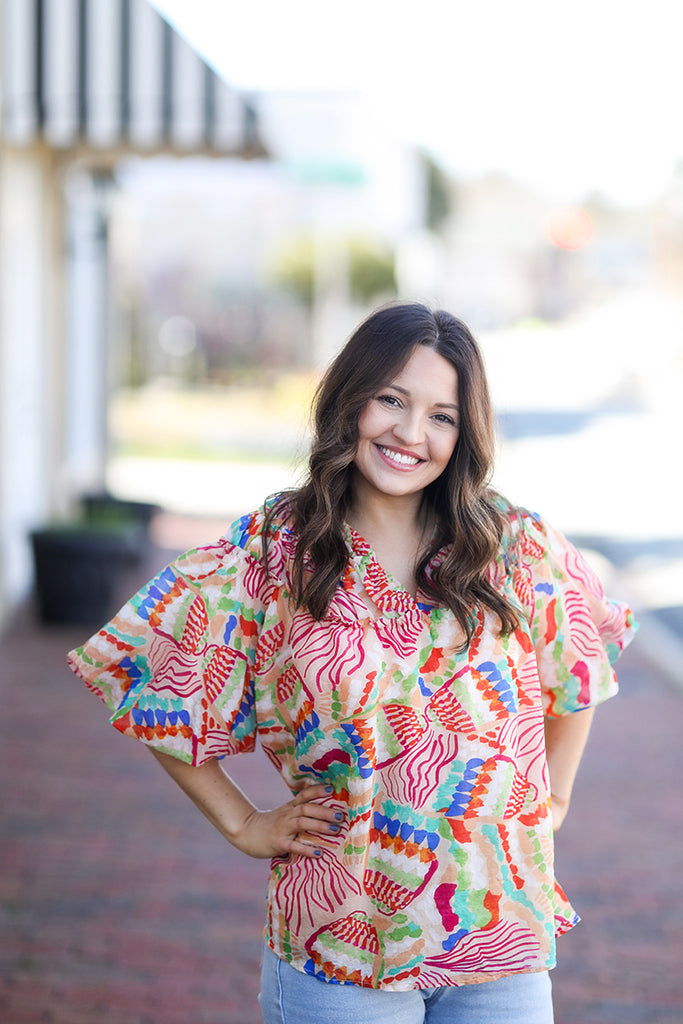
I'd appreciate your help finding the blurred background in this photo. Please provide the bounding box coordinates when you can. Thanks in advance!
[1,0,682,636]
[1,2,682,1023]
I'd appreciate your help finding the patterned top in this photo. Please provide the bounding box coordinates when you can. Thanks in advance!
[68,497,636,990]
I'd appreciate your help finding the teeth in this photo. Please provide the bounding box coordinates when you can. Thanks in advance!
[377,445,420,466]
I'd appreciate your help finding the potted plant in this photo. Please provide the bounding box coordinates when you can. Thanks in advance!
[30,494,160,625]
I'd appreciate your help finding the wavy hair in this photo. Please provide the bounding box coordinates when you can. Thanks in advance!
[264,302,519,646]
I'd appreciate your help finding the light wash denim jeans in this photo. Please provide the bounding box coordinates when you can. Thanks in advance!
[259,944,554,1024]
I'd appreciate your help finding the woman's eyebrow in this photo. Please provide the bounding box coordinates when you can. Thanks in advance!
[387,384,459,411]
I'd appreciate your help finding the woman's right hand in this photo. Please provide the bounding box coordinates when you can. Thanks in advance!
[148,749,344,860]
[233,784,345,859]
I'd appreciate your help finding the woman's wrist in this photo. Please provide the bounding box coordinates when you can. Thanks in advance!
[549,791,570,830]
[550,791,569,807]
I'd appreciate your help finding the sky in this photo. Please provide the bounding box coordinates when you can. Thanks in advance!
[152,0,683,205]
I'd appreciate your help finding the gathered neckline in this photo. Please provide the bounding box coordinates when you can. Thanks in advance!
[342,521,439,612]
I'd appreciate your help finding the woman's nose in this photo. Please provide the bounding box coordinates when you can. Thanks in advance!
[392,412,424,446]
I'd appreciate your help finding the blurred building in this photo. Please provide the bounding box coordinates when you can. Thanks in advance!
[0,0,266,627]
[426,172,658,329]
[2,4,670,631]
[108,90,431,383]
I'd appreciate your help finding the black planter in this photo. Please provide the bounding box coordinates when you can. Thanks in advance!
[30,525,141,625]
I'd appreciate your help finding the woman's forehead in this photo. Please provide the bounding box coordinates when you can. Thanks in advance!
[387,346,458,400]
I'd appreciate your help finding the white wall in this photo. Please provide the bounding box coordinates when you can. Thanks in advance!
[0,147,62,622]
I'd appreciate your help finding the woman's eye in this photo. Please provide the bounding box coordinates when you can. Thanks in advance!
[433,413,456,426]
[378,394,400,407]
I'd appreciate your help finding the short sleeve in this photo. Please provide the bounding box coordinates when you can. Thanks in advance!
[509,509,637,717]
[67,513,277,765]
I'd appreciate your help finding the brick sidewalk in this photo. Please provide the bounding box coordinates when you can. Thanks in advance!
[1,548,681,1024]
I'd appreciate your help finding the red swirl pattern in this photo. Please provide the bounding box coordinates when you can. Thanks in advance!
[147,633,204,698]
[420,921,539,983]
[272,850,361,934]
[289,612,366,693]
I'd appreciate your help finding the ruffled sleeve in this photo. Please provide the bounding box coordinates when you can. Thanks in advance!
[508,508,637,717]
[67,507,282,765]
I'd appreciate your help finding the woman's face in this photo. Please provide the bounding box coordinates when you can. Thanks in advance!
[353,345,460,504]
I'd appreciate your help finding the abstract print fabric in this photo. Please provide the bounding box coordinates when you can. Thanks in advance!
[68,498,636,991]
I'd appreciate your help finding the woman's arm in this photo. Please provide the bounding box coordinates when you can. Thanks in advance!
[543,707,595,831]
[148,748,343,858]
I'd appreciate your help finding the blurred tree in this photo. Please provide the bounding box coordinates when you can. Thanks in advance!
[348,236,396,304]
[423,153,452,233]
[270,234,396,308]
[270,236,316,307]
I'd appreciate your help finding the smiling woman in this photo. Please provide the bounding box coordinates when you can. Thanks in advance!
[68,302,636,1024]
[354,346,460,497]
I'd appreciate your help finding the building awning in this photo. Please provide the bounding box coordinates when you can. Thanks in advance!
[1,0,267,158]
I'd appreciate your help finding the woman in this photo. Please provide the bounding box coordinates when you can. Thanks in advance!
[69,303,636,1023]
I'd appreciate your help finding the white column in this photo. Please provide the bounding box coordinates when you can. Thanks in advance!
[63,167,112,496]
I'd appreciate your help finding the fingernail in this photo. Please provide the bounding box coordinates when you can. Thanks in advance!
[314,849,322,856]
[324,786,333,793]
[334,812,343,821]
[329,824,340,833]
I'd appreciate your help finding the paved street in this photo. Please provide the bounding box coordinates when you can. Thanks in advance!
[1,528,681,1024]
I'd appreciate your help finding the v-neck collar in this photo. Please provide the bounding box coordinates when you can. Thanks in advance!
[343,522,438,614]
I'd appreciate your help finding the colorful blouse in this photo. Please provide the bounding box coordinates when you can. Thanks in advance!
[68,498,636,990]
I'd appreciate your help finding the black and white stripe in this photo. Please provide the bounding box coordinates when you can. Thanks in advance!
[1,0,264,156]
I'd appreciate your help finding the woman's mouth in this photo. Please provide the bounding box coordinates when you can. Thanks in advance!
[375,444,424,468]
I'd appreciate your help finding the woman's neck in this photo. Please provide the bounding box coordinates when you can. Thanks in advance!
[346,480,426,539]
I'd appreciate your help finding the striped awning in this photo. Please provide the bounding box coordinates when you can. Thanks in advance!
[1,0,266,157]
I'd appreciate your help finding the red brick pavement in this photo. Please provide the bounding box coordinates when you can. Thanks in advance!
[1,546,681,1024]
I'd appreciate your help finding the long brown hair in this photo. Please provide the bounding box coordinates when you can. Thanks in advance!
[264,302,519,646]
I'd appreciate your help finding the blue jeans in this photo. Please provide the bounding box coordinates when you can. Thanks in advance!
[259,944,554,1024]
